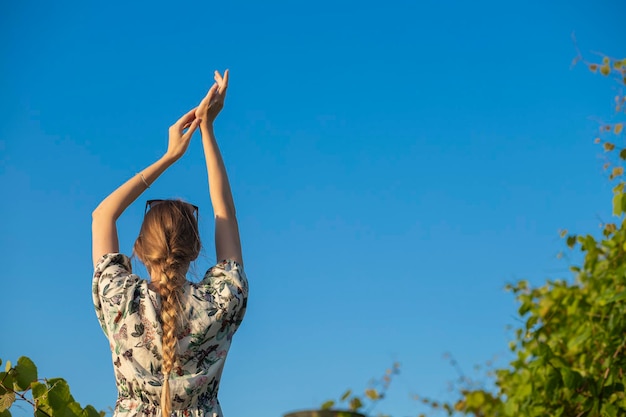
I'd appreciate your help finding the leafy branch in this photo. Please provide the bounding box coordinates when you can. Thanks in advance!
[0,357,104,417]
[405,49,626,417]
[321,363,400,417]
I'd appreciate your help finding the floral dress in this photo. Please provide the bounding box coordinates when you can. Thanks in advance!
[92,253,248,417]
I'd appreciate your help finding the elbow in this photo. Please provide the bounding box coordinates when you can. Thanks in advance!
[92,206,104,221]
[213,197,237,218]
[214,205,237,219]
[214,211,237,221]
[92,206,114,222]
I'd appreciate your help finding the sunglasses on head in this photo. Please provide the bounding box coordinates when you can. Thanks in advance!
[145,199,199,218]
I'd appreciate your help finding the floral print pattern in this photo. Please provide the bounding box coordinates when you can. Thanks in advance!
[93,253,248,417]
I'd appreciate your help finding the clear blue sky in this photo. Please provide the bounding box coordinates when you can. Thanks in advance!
[1,0,624,416]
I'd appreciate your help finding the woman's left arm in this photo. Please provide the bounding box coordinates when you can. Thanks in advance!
[91,108,200,268]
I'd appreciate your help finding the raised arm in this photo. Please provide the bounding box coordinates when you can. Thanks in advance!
[91,109,200,268]
[195,70,243,267]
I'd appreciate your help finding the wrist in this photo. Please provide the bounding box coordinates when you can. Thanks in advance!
[200,120,215,133]
[161,152,180,165]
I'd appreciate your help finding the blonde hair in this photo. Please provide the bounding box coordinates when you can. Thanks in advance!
[133,200,201,417]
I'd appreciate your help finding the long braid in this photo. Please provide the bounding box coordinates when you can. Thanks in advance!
[158,261,185,417]
[132,199,201,417]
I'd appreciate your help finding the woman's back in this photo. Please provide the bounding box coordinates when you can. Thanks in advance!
[93,253,248,417]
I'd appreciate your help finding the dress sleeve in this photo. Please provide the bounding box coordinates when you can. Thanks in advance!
[199,259,248,320]
[92,253,139,337]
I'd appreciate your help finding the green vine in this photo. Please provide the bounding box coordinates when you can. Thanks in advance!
[321,362,400,417]
[324,49,626,417]
[410,52,626,417]
[0,357,104,417]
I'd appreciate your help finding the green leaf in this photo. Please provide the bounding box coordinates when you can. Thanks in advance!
[519,300,532,316]
[320,400,335,410]
[562,368,582,389]
[0,392,15,413]
[365,388,380,400]
[613,193,624,216]
[340,389,351,401]
[605,290,626,304]
[46,378,73,410]
[14,357,37,391]
[31,381,46,399]
[349,397,363,411]
[3,363,10,373]
[538,342,553,358]
[82,405,101,417]
[63,401,82,417]
[546,368,562,399]
[566,235,577,248]
[550,356,568,368]
[32,382,51,417]
[0,374,7,396]
[603,403,618,417]
[504,399,519,415]
[517,382,532,398]
[0,408,11,417]
[465,391,486,408]
[0,374,14,397]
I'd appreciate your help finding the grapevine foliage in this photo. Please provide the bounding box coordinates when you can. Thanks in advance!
[413,54,626,417]
[0,357,104,417]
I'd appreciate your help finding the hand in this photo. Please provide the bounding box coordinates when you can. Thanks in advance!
[195,70,229,125]
[166,108,200,161]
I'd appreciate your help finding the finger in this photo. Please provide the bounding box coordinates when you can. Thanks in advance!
[197,84,219,114]
[175,107,197,129]
[206,82,219,98]
[195,84,217,119]
[218,69,229,95]
[182,118,200,139]
[222,72,229,97]
[216,70,229,95]
[200,83,219,104]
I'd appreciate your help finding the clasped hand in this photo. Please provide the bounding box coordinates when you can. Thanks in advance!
[165,70,229,161]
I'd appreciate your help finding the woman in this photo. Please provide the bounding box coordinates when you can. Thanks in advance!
[92,70,247,417]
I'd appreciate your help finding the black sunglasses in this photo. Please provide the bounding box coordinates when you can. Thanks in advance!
[145,199,199,218]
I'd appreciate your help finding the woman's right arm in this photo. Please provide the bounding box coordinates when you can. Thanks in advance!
[197,70,243,266]
[92,108,199,268]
